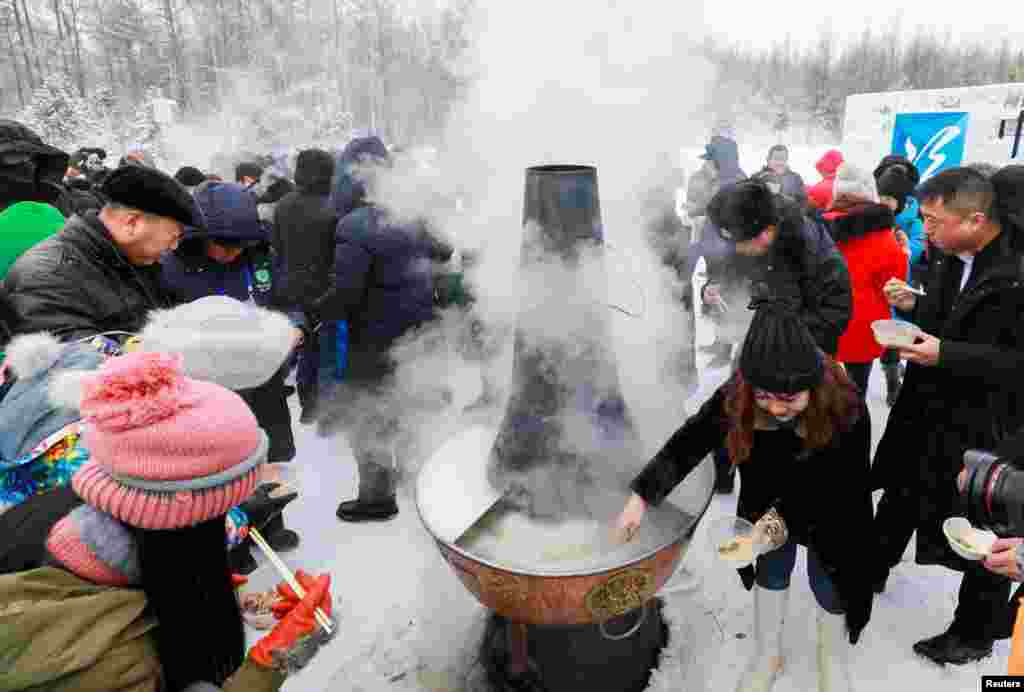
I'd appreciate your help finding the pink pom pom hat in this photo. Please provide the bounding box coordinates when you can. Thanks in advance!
[69,351,267,530]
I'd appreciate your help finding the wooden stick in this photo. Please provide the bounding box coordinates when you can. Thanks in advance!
[249,528,333,635]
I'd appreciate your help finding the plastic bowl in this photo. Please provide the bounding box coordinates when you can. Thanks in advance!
[871,320,921,348]
[943,517,997,561]
[708,516,760,568]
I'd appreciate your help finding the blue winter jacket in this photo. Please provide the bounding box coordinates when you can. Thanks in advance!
[316,142,452,382]
[160,182,289,318]
[330,136,390,219]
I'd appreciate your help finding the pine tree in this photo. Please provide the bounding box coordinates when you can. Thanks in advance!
[17,73,100,153]
[128,86,167,168]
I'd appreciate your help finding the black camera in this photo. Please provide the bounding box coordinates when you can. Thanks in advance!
[960,448,1024,536]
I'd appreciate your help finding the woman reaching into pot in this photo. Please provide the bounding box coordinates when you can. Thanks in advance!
[615,303,876,692]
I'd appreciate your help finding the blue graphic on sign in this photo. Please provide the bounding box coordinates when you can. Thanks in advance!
[891,112,969,181]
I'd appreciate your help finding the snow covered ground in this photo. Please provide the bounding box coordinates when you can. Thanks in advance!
[244,268,1012,691]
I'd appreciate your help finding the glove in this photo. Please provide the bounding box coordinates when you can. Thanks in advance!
[237,483,298,533]
[250,572,334,673]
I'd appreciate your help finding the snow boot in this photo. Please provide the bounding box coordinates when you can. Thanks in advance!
[736,586,788,692]
[912,627,992,665]
[816,609,855,692]
[336,497,399,522]
[883,362,903,407]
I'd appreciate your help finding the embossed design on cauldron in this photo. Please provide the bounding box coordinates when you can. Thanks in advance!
[585,568,656,620]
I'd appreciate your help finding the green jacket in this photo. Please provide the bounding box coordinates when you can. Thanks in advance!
[0,202,65,281]
[0,567,285,692]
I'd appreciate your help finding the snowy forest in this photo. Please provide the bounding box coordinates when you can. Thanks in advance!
[1,0,475,160]
[3,1,1024,158]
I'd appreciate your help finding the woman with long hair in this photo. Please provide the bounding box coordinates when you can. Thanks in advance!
[616,304,876,692]
[0,351,333,692]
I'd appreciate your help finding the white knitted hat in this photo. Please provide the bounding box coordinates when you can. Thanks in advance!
[831,163,879,208]
[139,296,295,390]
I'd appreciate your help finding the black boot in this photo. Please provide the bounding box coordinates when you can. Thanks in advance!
[336,497,399,522]
[913,628,993,665]
[883,362,904,407]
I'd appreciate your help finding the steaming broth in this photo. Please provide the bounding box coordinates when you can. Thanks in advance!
[454,490,696,574]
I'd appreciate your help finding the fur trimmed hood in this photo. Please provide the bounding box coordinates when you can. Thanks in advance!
[824,203,895,244]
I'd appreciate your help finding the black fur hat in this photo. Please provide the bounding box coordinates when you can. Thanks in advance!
[707,180,779,241]
[100,164,201,228]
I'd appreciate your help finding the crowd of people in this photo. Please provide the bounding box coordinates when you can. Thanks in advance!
[632,127,1024,691]
[1,113,1024,692]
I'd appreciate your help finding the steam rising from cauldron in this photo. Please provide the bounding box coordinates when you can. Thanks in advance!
[485,165,647,521]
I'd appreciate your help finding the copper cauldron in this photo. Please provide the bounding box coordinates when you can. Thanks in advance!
[415,427,715,629]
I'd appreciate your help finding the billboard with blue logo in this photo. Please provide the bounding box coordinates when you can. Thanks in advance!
[891,112,969,181]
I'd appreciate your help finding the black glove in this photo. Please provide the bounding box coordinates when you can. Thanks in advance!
[238,483,298,533]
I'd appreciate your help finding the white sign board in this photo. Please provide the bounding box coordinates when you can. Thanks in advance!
[842,82,1024,180]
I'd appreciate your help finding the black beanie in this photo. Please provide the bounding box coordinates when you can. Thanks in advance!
[873,155,920,188]
[174,166,206,187]
[739,303,825,394]
[875,168,915,214]
[707,180,779,241]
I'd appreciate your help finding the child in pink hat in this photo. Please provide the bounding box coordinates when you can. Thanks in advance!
[0,351,334,692]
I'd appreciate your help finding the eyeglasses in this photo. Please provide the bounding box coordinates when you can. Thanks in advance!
[753,389,802,403]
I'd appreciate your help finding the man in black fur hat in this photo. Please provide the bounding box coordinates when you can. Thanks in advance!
[3,165,200,341]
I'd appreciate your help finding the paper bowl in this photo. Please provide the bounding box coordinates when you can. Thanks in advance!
[871,320,921,348]
[943,517,997,561]
[708,516,759,568]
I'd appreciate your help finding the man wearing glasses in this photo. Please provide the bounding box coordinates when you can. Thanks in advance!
[873,166,1024,665]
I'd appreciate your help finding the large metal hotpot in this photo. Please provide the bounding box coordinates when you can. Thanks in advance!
[415,426,716,632]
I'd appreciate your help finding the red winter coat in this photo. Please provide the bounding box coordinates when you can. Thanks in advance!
[825,204,908,364]
[807,150,844,211]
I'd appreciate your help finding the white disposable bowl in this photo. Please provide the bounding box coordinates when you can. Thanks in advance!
[871,320,921,348]
[943,517,997,561]
[708,516,758,568]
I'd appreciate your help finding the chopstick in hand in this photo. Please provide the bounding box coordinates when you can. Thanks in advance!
[898,280,926,296]
[249,528,333,635]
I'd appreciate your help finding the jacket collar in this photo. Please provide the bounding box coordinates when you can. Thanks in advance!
[825,204,895,243]
[65,212,134,271]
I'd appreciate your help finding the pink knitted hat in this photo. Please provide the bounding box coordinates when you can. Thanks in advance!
[68,351,267,530]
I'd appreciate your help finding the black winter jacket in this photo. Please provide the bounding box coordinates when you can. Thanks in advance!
[703,203,852,355]
[631,383,875,643]
[271,151,338,310]
[872,228,1024,569]
[2,212,172,341]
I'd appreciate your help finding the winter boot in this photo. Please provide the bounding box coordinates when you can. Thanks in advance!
[337,454,399,522]
[735,586,788,692]
[882,362,903,407]
[816,609,855,692]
